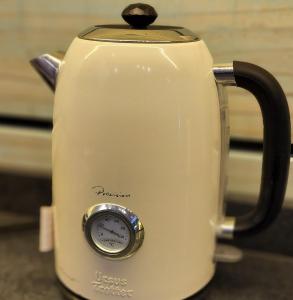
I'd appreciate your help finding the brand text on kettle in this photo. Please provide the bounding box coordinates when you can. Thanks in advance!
[92,186,131,198]
[92,271,134,297]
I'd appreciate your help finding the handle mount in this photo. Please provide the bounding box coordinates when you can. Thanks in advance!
[214,61,291,238]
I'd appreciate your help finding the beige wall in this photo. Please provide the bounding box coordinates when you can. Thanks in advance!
[1,0,293,140]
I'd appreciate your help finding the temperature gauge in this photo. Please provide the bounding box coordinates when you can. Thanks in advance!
[83,204,144,259]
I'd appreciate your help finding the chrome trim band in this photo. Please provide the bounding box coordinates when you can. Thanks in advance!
[217,217,236,239]
[213,63,236,86]
[78,25,200,44]
[83,203,144,259]
[214,63,235,239]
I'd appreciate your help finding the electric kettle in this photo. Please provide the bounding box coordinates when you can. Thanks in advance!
[31,3,291,300]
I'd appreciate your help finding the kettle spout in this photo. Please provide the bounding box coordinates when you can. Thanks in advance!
[30,52,64,92]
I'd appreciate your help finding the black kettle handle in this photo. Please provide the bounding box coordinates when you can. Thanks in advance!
[231,61,291,237]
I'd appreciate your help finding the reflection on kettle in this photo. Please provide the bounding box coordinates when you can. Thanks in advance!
[31,3,291,300]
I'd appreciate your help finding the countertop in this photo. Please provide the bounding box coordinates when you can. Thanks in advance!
[1,229,293,300]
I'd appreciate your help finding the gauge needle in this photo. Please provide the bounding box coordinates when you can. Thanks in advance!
[100,225,124,239]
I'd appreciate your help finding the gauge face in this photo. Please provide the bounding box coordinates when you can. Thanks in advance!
[90,213,131,254]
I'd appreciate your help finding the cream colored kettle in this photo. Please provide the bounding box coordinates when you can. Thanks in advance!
[31,3,291,300]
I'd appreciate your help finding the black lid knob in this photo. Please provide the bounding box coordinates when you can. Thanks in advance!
[122,3,158,29]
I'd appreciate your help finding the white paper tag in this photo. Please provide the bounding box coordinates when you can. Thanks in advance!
[39,206,54,252]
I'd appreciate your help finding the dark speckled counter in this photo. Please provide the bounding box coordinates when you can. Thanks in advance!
[1,229,293,300]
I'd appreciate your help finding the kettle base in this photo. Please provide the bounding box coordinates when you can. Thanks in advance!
[57,279,86,300]
[57,277,212,300]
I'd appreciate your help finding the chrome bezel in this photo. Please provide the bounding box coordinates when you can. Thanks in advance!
[83,203,144,259]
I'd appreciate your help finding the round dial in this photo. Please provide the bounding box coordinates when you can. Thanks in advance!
[83,203,144,259]
[90,214,131,254]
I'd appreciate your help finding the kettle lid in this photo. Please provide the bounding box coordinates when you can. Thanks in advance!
[78,3,199,44]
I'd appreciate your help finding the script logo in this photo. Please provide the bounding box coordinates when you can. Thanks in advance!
[92,186,131,198]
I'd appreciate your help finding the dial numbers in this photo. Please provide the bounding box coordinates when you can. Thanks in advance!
[90,214,131,254]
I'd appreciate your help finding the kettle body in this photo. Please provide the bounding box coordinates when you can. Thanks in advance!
[53,37,221,299]
[31,3,291,300]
